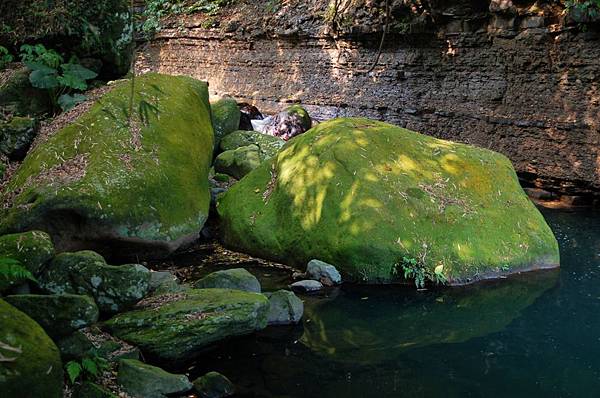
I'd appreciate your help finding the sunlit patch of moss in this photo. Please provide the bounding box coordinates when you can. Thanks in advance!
[218,117,559,285]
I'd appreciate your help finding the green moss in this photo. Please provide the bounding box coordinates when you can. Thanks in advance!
[105,288,269,362]
[211,97,240,147]
[0,74,213,253]
[220,130,285,155]
[0,299,63,398]
[117,359,192,398]
[217,117,559,285]
[0,230,55,275]
[285,104,312,131]
[214,145,263,180]
[5,294,99,339]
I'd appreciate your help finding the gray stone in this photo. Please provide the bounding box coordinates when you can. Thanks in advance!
[40,251,151,314]
[5,294,99,339]
[290,280,323,293]
[193,371,235,398]
[117,359,192,398]
[265,290,304,325]
[306,259,342,286]
[194,268,261,293]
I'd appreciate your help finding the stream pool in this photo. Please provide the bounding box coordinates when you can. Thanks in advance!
[184,208,600,397]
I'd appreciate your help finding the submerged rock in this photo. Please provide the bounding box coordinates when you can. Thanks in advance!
[0,74,214,260]
[306,259,342,286]
[105,288,269,362]
[0,230,55,276]
[264,105,312,140]
[193,371,235,398]
[291,280,324,293]
[0,299,63,398]
[5,293,99,339]
[265,289,304,325]
[0,116,37,160]
[218,117,560,284]
[40,251,151,314]
[194,268,261,292]
[117,359,192,398]
[212,97,241,147]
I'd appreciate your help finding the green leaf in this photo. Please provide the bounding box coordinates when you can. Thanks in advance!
[0,258,36,284]
[66,361,82,384]
[27,63,59,89]
[57,74,87,91]
[58,93,87,112]
[81,357,98,376]
[61,63,98,81]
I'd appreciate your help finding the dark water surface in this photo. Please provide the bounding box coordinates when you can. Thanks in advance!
[188,208,600,397]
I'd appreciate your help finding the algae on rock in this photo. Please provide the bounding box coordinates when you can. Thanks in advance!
[0,73,214,259]
[217,117,560,285]
[0,299,64,398]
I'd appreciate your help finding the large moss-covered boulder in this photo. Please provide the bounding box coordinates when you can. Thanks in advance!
[5,294,99,339]
[0,230,55,275]
[0,299,63,398]
[40,251,151,314]
[0,74,214,259]
[218,118,560,285]
[211,97,241,147]
[105,288,269,362]
[0,116,37,160]
[117,359,192,398]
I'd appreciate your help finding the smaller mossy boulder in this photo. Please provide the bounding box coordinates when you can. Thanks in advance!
[5,294,99,339]
[0,300,63,398]
[214,145,263,180]
[218,117,560,285]
[0,66,51,116]
[265,290,304,325]
[0,116,37,160]
[264,105,312,140]
[194,268,261,292]
[193,371,235,398]
[105,289,269,362]
[117,359,192,398]
[306,259,342,286]
[0,230,55,275]
[40,251,151,314]
[211,97,241,147]
[220,130,285,156]
[0,73,214,260]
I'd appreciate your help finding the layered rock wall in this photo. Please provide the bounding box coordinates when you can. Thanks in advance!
[137,0,600,203]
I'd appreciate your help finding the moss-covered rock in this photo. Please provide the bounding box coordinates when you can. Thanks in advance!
[193,371,235,398]
[214,145,263,180]
[76,381,118,398]
[0,116,37,160]
[220,130,285,156]
[217,117,560,285]
[0,73,214,259]
[105,288,269,362]
[0,230,55,275]
[0,66,51,116]
[194,268,261,292]
[58,327,139,362]
[40,251,151,314]
[211,97,241,147]
[264,105,312,140]
[117,359,192,398]
[0,299,63,398]
[5,293,99,339]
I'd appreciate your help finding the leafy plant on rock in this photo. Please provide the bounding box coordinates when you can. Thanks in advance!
[0,46,13,70]
[65,353,109,385]
[394,254,447,289]
[0,257,36,287]
[20,44,98,113]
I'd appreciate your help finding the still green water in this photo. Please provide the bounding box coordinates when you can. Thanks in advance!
[190,208,600,397]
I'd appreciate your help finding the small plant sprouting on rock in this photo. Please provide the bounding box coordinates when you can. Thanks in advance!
[0,257,36,286]
[65,353,109,385]
[394,255,447,289]
[0,46,13,70]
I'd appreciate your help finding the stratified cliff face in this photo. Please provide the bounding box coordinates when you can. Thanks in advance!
[137,0,600,204]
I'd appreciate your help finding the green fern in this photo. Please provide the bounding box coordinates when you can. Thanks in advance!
[65,353,109,385]
[0,257,36,286]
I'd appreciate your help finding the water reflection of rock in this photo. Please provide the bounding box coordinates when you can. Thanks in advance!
[300,270,559,364]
